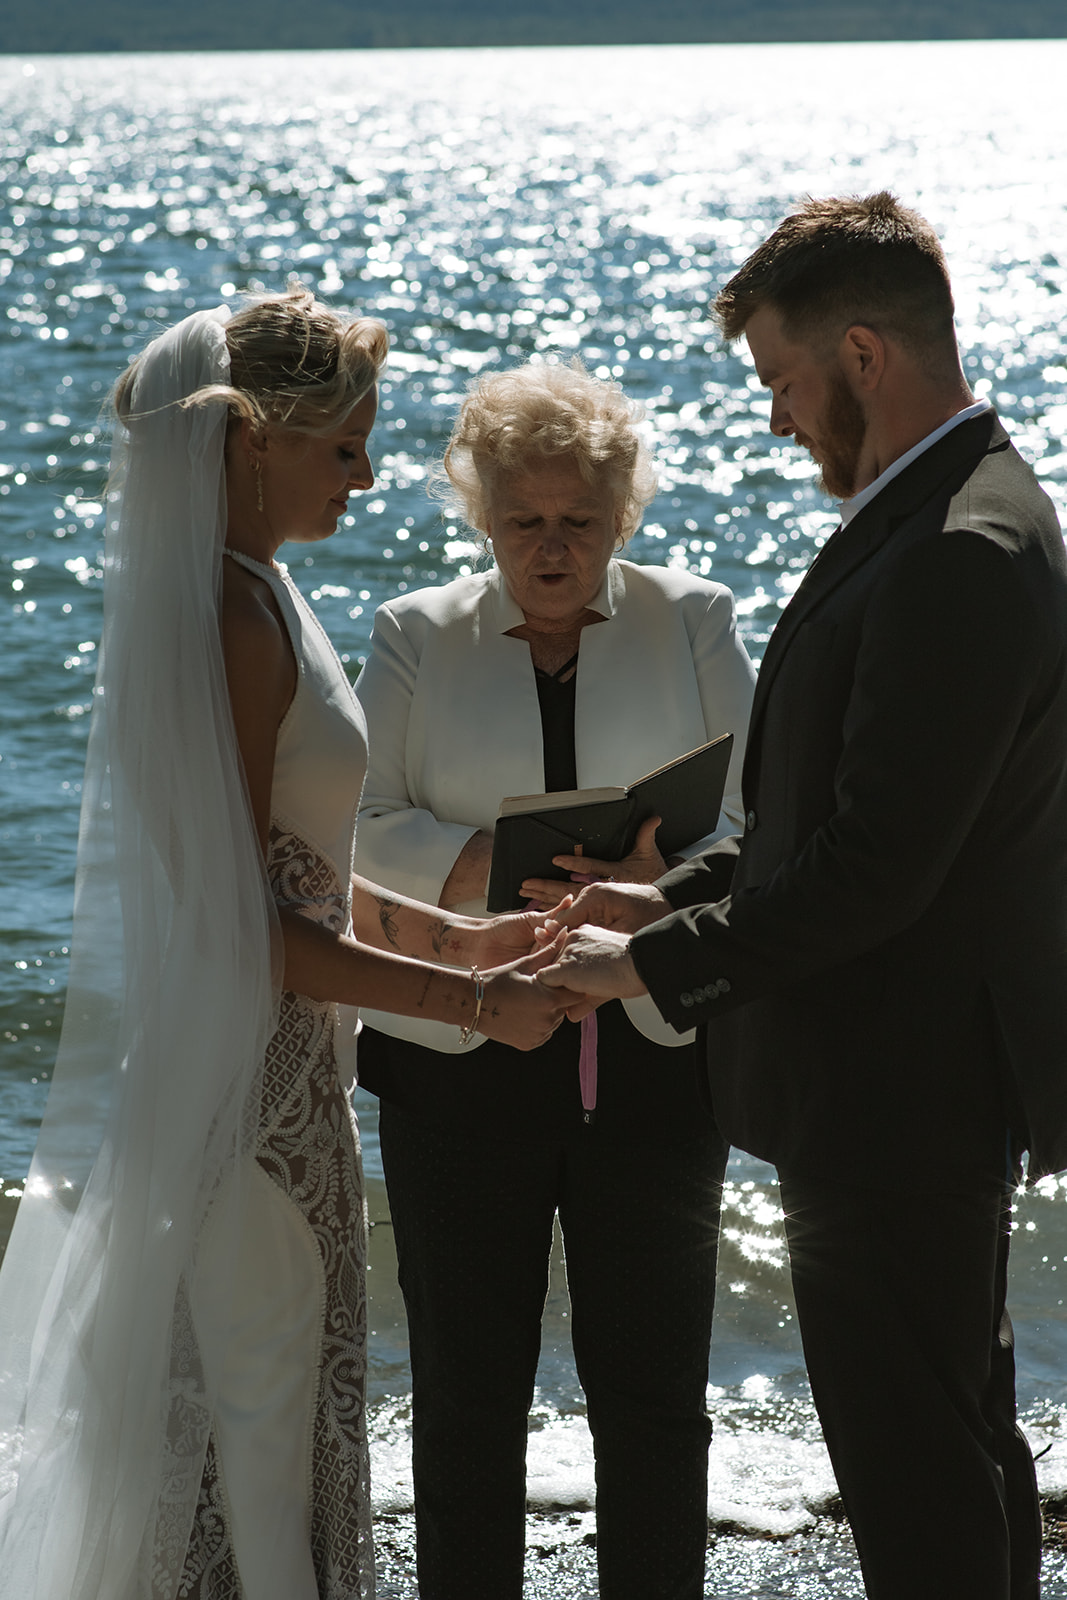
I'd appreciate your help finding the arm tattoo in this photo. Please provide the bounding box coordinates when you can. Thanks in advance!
[414,969,434,1011]
[429,916,455,958]
[376,897,401,949]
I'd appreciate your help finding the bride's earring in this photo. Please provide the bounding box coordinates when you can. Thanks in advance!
[250,456,264,514]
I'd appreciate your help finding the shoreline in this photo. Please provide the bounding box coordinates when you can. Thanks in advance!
[372,1508,1067,1598]
[372,1511,865,1598]
[5,20,1067,55]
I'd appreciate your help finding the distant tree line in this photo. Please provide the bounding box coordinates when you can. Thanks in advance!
[2,0,1064,53]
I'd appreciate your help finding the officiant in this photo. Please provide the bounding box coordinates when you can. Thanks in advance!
[351,358,755,1600]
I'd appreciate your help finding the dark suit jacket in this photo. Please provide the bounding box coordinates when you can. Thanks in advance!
[632,412,1067,1184]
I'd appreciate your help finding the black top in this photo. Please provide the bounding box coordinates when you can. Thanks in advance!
[534,651,579,793]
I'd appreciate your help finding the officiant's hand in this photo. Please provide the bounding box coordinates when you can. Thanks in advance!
[521,816,668,907]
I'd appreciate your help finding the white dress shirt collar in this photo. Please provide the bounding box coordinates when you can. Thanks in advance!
[840,399,992,525]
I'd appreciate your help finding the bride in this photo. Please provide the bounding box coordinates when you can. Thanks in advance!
[0,289,573,1599]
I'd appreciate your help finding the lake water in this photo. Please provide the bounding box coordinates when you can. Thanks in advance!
[4,38,1067,1593]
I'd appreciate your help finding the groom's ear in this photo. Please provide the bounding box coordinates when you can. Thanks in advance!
[840,323,886,394]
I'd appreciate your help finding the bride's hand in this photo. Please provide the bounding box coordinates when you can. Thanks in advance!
[463,899,575,970]
[475,933,586,1050]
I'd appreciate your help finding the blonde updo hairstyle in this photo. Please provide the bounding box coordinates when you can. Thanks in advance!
[437,360,658,546]
[114,286,389,438]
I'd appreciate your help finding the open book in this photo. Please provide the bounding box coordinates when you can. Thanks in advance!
[485,732,734,913]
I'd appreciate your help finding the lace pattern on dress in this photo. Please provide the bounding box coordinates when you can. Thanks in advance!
[176,824,374,1599]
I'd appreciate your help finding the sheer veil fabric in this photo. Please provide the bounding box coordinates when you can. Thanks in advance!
[0,309,282,1598]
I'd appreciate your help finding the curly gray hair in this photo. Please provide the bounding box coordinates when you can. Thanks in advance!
[435,359,657,543]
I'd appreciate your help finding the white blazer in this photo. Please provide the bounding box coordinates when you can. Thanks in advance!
[353,558,756,1050]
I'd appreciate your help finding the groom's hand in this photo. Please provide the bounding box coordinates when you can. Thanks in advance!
[536,924,645,1005]
[536,881,671,937]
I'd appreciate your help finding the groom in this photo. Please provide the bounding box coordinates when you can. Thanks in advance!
[541,193,1067,1598]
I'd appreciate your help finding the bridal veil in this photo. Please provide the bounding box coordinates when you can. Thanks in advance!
[0,308,281,1598]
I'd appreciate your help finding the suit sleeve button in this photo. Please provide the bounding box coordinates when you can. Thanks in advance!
[745,809,758,831]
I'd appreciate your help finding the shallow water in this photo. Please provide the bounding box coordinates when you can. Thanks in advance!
[3,39,1067,1577]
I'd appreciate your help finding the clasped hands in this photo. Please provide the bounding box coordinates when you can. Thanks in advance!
[470,877,672,1050]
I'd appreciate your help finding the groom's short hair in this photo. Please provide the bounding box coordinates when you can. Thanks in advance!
[713,192,959,375]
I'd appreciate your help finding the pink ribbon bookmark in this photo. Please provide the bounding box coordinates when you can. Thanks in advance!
[579,1011,598,1123]
[525,896,597,1123]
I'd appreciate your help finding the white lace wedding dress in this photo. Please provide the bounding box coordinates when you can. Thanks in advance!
[177,551,375,1600]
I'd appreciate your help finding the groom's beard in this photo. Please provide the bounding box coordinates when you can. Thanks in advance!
[795,366,868,501]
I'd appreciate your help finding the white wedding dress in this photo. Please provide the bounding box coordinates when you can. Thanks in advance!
[0,309,376,1600]
[176,551,375,1599]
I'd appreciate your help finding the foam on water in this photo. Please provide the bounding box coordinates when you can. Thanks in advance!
[368,1400,1067,1536]
[369,1402,840,1535]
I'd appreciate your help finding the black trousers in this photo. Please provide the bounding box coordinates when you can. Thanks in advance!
[378,1101,727,1600]
[778,1170,1041,1600]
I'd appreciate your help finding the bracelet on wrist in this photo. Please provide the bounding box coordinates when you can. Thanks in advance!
[458,966,485,1046]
